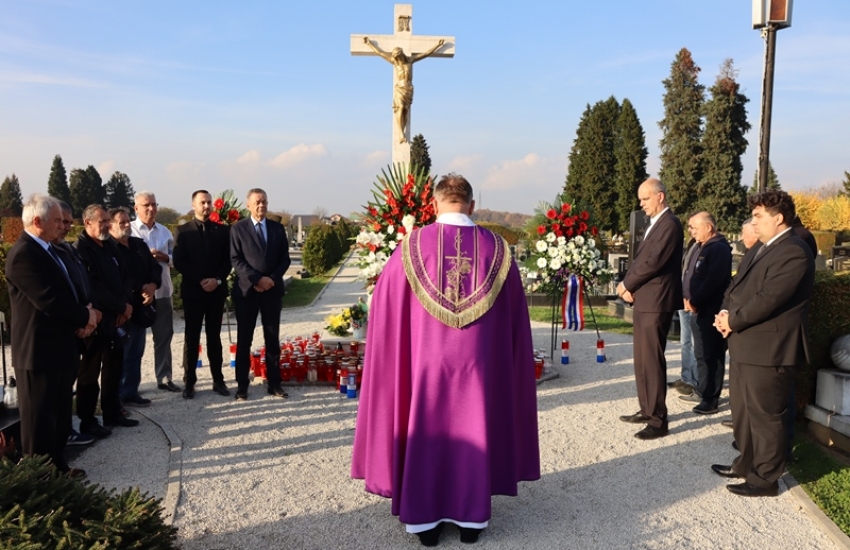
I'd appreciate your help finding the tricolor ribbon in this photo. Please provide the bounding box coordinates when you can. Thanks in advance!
[561,274,585,331]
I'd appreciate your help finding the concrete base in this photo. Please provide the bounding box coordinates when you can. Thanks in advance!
[816,369,850,415]
[804,404,850,456]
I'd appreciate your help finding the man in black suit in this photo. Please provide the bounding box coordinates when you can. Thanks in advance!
[109,207,161,408]
[681,212,731,415]
[75,204,139,436]
[616,178,683,440]
[712,190,815,497]
[6,194,98,475]
[173,190,233,399]
[230,188,291,400]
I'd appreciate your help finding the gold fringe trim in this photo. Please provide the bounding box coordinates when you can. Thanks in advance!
[402,228,512,328]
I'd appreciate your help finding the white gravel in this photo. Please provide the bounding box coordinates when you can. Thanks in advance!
[71,256,842,550]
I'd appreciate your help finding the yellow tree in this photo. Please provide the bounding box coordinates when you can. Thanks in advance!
[815,195,850,232]
[789,191,822,229]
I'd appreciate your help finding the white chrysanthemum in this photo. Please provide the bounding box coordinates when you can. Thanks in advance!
[537,257,548,269]
[388,240,398,251]
[574,235,585,246]
[386,225,395,235]
[567,241,576,251]
[535,240,548,252]
[549,258,562,270]
[587,238,596,248]
[557,236,566,246]
[548,246,559,258]
[545,232,556,243]
[402,214,416,230]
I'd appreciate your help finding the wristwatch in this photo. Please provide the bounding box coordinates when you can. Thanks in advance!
[216,278,222,286]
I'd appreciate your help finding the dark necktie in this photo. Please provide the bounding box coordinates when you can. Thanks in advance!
[48,245,79,302]
[256,222,266,249]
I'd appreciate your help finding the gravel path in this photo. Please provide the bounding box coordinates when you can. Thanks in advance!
[71,256,843,550]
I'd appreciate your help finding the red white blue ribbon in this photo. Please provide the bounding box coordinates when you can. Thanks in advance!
[561,275,585,331]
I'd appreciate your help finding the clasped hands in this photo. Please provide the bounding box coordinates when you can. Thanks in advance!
[77,304,102,339]
[616,282,634,304]
[714,311,732,339]
[253,276,275,293]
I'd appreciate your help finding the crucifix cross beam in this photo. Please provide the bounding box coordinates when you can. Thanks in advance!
[351,4,455,167]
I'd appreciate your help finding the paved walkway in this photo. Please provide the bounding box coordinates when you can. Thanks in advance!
[72,256,848,550]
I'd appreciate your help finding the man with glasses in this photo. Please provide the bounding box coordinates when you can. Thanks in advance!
[131,191,180,393]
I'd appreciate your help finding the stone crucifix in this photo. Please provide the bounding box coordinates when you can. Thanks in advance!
[351,4,455,166]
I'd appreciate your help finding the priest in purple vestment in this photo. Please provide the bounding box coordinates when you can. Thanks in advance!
[351,174,540,547]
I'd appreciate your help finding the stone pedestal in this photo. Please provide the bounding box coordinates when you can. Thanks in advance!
[815,369,850,415]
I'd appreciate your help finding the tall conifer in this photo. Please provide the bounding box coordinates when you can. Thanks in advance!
[698,59,750,232]
[410,134,432,175]
[47,154,71,204]
[0,173,24,215]
[104,171,135,209]
[613,99,648,234]
[659,48,704,217]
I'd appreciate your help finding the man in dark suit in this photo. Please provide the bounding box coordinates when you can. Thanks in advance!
[712,190,815,497]
[173,190,233,399]
[616,178,683,440]
[6,194,98,475]
[230,188,291,400]
[75,204,139,436]
[682,212,731,415]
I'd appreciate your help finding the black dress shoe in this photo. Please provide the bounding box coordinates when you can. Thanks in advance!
[710,464,743,478]
[692,401,719,414]
[268,386,289,398]
[158,381,181,392]
[182,386,195,399]
[213,382,231,396]
[79,420,112,438]
[235,391,248,401]
[619,412,650,424]
[726,481,779,497]
[634,425,669,440]
[458,527,483,544]
[105,416,140,428]
[416,523,444,547]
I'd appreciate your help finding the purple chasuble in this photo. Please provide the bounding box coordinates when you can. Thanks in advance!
[351,223,540,527]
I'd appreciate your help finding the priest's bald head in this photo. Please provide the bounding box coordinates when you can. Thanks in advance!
[434,173,475,216]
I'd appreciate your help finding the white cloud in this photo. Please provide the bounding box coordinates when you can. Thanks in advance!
[165,161,205,185]
[237,150,261,164]
[482,153,565,191]
[365,150,389,164]
[268,143,328,168]
[97,160,115,178]
[446,154,485,174]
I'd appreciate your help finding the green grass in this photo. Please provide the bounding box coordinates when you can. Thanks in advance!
[788,433,850,535]
[528,305,634,335]
[282,275,334,308]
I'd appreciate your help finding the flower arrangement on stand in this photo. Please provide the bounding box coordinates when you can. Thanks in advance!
[211,190,247,226]
[354,164,435,292]
[525,194,613,363]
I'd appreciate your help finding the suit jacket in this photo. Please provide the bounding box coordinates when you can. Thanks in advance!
[230,217,291,299]
[688,234,732,318]
[722,230,815,366]
[55,241,93,306]
[6,233,90,372]
[622,209,683,313]
[74,231,132,337]
[173,219,232,301]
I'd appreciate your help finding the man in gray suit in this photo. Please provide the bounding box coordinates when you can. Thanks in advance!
[712,190,814,497]
[616,178,683,440]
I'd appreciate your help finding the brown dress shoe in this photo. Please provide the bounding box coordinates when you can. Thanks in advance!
[634,425,669,440]
[619,412,651,424]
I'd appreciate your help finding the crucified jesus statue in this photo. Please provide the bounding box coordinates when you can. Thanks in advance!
[363,36,445,144]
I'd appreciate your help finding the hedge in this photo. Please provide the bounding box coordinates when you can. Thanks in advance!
[302,222,356,276]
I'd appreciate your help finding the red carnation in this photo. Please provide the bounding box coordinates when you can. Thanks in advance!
[546,209,557,220]
[551,223,560,232]
[579,222,588,233]
[561,203,571,213]
[537,225,546,235]
[563,218,574,227]
[214,198,224,210]
[227,209,239,222]
[580,210,589,221]
[566,228,574,237]
[210,211,221,223]
[591,226,599,236]
[397,226,407,235]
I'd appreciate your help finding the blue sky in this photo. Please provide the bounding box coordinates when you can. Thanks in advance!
[1,1,848,217]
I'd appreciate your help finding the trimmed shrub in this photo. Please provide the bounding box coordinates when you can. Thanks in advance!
[0,455,179,549]
[302,224,340,276]
[1,218,23,245]
[799,271,850,410]
[811,231,836,257]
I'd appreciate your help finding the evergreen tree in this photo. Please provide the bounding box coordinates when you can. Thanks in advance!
[69,166,104,217]
[841,170,850,197]
[104,171,135,209]
[565,96,621,231]
[613,98,648,234]
[410,133,432,175]
[749,162,781,195]
[658,48,704,217]
[47,154,71,204]
[0,173,25,215]
[697,59,751,232]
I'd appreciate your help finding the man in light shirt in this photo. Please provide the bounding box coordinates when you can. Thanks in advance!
[131,191,180,393]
